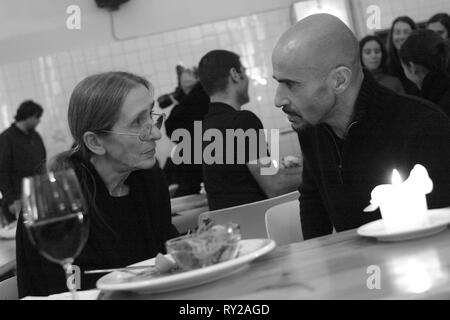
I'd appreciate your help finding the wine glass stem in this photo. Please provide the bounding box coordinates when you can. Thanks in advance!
[63,262,79,300]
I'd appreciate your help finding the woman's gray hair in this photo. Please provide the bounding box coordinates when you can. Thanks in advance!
[51,71,153,169]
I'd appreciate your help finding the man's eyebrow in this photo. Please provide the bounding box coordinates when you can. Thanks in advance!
[272,76,295,83]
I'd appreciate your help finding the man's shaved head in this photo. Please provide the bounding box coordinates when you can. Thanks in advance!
[272,14,364,135]
[273,14,360,76]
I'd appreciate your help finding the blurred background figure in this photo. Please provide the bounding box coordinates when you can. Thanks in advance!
[427,13,450,40]
[0,100,46,224]
[400,29,450,117]
[360,35,404,93]
[164,66,210,197]
[157,65,187,110]
[387,16,420,95]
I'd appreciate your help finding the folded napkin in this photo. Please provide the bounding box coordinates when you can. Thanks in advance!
[21,289,101,300]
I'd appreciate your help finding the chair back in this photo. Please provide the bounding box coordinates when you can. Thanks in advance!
[265,200,303,245]
[0,276,18,300]
[200,191,299,239]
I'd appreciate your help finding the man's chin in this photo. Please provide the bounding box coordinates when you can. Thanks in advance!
[291,121,310,132]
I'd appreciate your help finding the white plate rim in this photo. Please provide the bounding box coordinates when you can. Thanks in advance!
[96,238,276,292]
[357,207,450,241]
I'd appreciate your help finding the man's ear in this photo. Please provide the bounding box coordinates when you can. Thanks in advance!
[230,67,241,84]
[330,66,352,94]
[83,131,106,156]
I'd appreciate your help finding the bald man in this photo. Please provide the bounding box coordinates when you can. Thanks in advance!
[272,14,450,239]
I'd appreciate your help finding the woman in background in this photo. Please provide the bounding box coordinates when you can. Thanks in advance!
[16,71,179,297]
[360,35,404,93]
[387,16,419,95]
[427,13,450,40]
[400,29,450,117]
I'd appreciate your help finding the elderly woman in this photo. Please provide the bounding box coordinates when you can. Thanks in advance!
[360,35,404,93]
[400,29,450,117]
[16,72,179,298]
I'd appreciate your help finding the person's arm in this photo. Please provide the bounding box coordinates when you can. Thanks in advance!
[297,155,333,239]
[0,134,16,208]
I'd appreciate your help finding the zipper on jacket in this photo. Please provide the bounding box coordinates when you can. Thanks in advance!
[325,121,359,184]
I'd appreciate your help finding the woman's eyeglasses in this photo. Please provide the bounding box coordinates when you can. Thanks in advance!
[100,112,166,142]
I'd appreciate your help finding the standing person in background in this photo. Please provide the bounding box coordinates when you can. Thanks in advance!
[400,29,450,117]
[387,16,420,95]
[360,35,404,93]
[0,100,46,224]
[427,13,450,40]
[165,67,210,197]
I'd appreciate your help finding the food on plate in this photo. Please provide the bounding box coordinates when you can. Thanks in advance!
[165,219,241,271]
[154,253,177,273]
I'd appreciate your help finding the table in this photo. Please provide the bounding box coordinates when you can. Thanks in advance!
[101,227,450,299]
[0,239,16,278]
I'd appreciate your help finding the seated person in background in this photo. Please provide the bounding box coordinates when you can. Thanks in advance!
[16,71,179,298]
[198,50,301,210]
[165,67,210,197]
[359,35,404,93]
[427,13,450,40]
[386,16,420,96]
[400,29,450,117]
[272,14,450,240]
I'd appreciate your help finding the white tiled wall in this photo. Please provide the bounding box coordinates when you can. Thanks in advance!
[353,0,450,35]
[0,7,300,164]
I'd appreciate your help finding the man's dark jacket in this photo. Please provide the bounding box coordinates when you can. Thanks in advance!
[298,71,450,240]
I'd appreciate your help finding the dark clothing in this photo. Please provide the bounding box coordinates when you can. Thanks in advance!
[298,70,450,240]
[16,153,179,298]
[421,71,450,117]
[0,124,46,222]
[165,83,210,197]
[202,102,267,210]
[388,55,420,96]
[371,69,405,94]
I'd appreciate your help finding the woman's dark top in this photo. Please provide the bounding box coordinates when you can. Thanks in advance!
[421,71,450,117]
[16,153,179,298]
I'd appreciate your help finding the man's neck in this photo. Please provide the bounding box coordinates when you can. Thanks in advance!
[90,156,131,197]
[210,94,242,111]
[326,71,364,139]
[15,121,29,134]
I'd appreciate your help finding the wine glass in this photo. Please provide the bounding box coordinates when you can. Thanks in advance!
[21,169,89,299]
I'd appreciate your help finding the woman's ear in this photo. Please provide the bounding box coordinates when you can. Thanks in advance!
[83,131,106,156]
[330,66,352,94]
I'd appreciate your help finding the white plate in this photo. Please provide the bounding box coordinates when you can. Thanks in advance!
[357,208,450,242]
[96,239,275,293]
